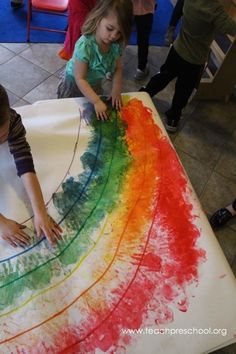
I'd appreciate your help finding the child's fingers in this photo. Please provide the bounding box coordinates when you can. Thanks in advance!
[14,232,31,246]
[118,99,122,109]
[115,100,121,110]
[95,110,100,120]
[44,228,57,245]
[5,237,17,248]
[52,228,63,240]
[112,97,121,110]
[18,230,31,242]
[49,216,63,233]
[49,223,62,239]
[96,112,102,121]
[46,224,61,244]
[97,111,108,121]
[42,216,63,243]
[54,224,63,233]
[17,241,29,248]
[103,112,109,120]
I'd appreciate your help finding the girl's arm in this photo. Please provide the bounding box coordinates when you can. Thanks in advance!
[74,60,108,120]
[111,57,122,110]
[21,172,62,244]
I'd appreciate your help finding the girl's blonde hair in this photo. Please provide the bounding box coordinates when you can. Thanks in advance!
[82,0,133,45]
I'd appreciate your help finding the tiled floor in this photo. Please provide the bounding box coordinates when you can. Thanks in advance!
[0,42,235,354]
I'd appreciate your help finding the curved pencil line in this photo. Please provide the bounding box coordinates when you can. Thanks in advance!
[0,114,83,264]
[0,122,103,289]
[45,109,83,208]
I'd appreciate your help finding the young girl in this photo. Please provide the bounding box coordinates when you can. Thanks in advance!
[57,0,133,121]
[0,84,62,248]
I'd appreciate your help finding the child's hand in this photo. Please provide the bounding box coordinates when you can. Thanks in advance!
[34,212,63,245]
[94,99,108,121]
[0,215,31,248]
[111,91,122,110]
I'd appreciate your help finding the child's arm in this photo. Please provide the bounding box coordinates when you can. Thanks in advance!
[21,172,62,245]
[7,110,62,246]
[74,60,108,120]
[111,57,122,110]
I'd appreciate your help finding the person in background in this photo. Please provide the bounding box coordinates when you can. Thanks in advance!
[210,199,236,229]
[0,84,62,248]
[165,0,184,46]
[11,0,24,8]
[59,0,97,61]
[57,0,133,121]
[140,0,236,133]
[132,0,156,80]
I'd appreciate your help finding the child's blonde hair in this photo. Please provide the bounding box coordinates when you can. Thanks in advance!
[82,0,133,45]
[0,84,10,127]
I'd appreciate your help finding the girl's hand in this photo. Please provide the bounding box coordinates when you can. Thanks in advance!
[34,212,63,245]
[94,99,108,121]
[111,91,122,110]
[0,215,30,248]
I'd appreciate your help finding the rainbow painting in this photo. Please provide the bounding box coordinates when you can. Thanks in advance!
[0,93,235,354]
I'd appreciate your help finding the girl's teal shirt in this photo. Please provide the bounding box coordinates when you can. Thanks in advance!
[65,34,122,85]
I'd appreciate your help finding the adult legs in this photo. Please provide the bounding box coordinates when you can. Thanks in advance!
[134,13,153,71]
[141,46,204,123]
[167,60,204,121]
[140,46,178,97]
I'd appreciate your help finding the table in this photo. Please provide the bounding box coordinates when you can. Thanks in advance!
[0,93,235,354]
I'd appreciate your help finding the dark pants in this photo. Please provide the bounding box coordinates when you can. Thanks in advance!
[143,46,204,121]
[134,13,153,71]
[232,199,236,211]
[169,0,184,27]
